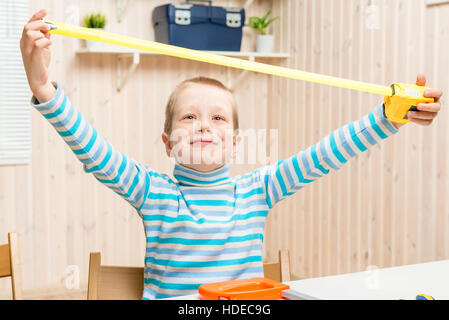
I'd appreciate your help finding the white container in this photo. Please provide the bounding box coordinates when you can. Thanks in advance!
[256,34,274,53]
[85,28,105,51]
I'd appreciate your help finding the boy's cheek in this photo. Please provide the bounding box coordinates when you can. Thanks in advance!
[222,136,239,161]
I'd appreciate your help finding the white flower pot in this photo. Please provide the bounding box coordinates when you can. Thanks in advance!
[256,34,274,53]
[85,28,105,51]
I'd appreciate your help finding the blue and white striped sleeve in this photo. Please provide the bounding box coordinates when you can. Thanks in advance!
[31,82,150,212]
[258,104,399,209]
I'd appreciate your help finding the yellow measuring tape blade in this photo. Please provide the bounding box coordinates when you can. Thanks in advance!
[45,20,393,97]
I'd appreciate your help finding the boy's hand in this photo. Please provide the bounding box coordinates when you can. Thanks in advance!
[391,74,443,129]
[20,9,55,103]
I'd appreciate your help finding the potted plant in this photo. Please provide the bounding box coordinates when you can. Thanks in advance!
[245,10,279,53]
[83,13,107,50]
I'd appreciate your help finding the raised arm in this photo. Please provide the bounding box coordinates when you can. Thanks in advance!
[257,104,398,209]
[256,73,442,209]
[20,9,150,211]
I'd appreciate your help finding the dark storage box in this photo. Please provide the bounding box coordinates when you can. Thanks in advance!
[152,2,245,51]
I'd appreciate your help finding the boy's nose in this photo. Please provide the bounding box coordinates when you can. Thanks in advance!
[194,119,211,133]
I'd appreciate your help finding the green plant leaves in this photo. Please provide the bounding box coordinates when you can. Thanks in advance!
[261,10,271,23]
[83,13,107,29]
[265,16,279,27]
[244,10,279,35]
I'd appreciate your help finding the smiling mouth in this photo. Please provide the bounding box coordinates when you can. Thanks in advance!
[190,137,215,145]
[191,140,215,145]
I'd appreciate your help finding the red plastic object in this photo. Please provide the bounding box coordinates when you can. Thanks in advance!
[199,277,290,300]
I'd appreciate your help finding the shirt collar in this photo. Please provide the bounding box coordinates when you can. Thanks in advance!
[173,163,231,187]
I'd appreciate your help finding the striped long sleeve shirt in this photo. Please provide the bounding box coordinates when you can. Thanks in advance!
[31,83,399,299]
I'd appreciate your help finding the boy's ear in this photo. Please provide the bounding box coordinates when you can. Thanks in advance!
[161,132,172,157]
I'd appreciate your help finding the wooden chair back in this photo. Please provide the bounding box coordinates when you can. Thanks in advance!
[87,249,291,300]
[262,249,291,282]
[87,252,144,300]
[0,232,23,299]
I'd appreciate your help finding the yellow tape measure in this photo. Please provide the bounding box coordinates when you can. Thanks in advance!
[44,20,434,124]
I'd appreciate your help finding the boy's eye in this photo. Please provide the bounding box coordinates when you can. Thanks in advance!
[213,116,224,121]
[183,115,195,120]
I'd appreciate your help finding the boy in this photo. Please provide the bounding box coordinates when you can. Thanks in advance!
[20,10,442,299]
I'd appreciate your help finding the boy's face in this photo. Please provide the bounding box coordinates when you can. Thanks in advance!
[162,83,241,172]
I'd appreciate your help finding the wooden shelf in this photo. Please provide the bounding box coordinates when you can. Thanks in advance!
[76,47,290,91]
[76,47,290,60]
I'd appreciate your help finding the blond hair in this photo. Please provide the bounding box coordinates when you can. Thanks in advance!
[163,77,239,134]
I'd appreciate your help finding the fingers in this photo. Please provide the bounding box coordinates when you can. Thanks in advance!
[423,88,443,101]
[408,117,434,126]
[417,102,441,113]
[34,37,52,49]
[415,74,443,101]
[22,20,52,53]
[411,74,443,128]
[28,9,47,23]
[21,30,45,54]
[416,73,426,86]
[25,29,45,43]
[408,110,437,120]
[24,20,51,34]
[23,13,51,45]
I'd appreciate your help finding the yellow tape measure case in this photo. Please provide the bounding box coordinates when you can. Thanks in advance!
[384,83,434,124]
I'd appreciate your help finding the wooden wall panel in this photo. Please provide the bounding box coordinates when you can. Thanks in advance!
[1,0,448,297]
